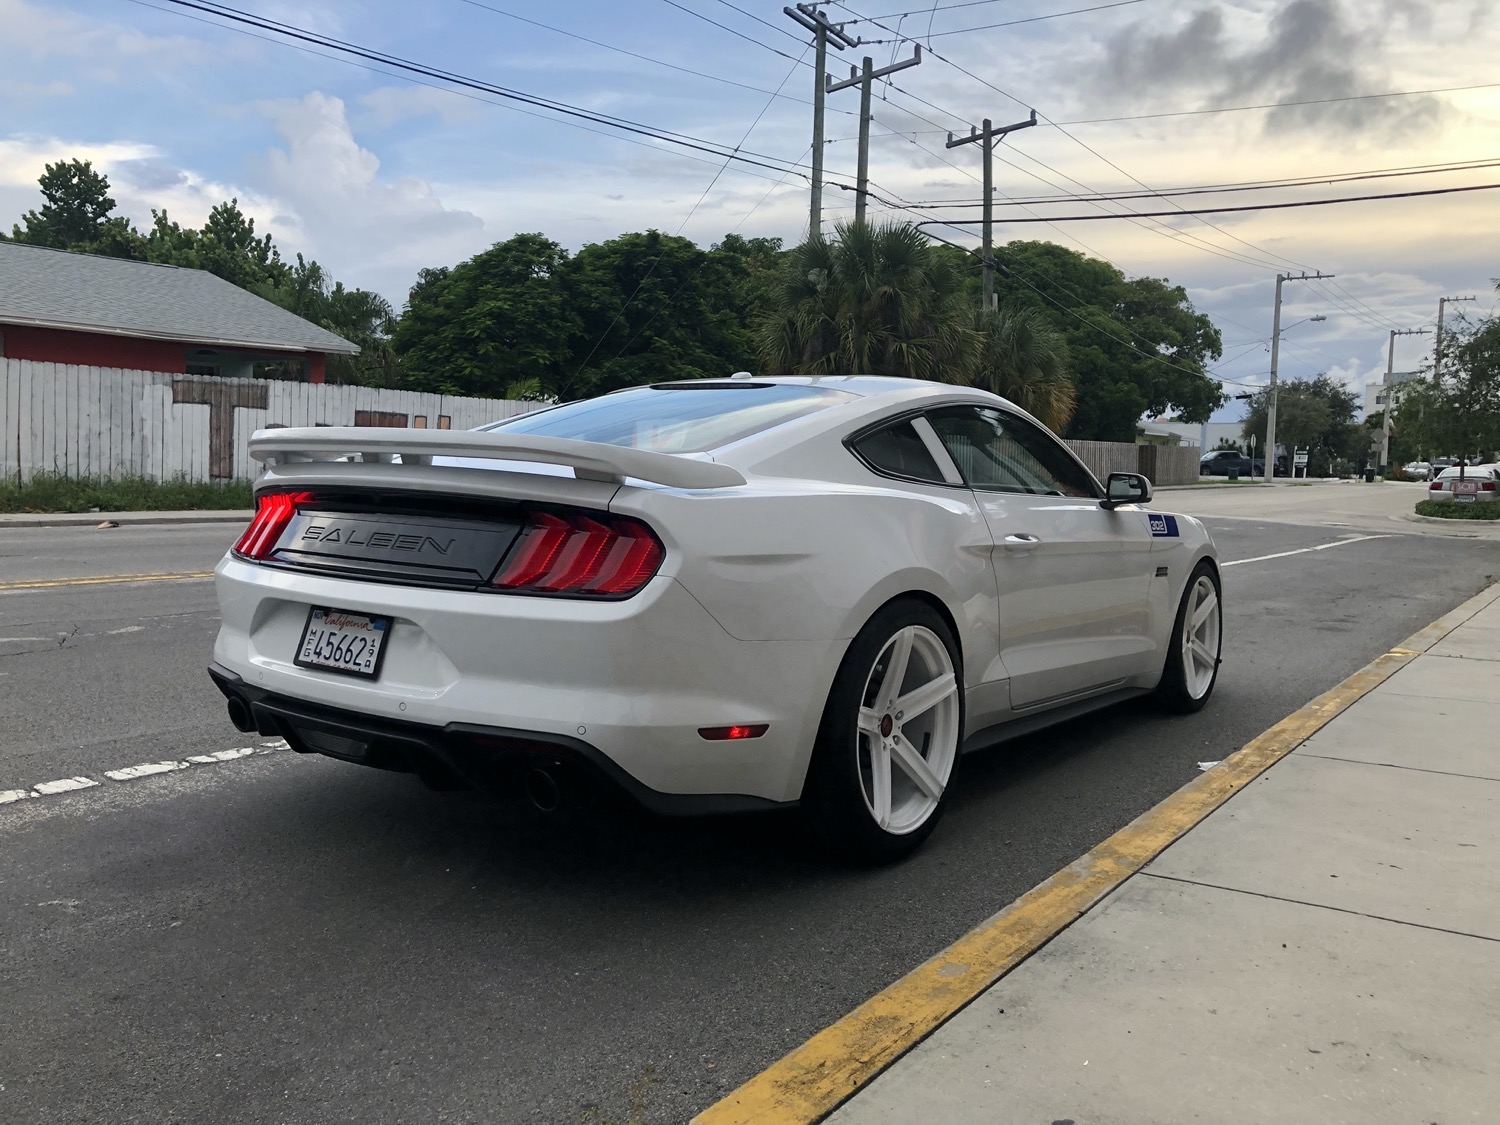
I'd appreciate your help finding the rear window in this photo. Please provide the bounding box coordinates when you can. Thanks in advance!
[484,383,856,453]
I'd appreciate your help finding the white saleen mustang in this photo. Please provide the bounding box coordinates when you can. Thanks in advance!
[210,376,1221,861]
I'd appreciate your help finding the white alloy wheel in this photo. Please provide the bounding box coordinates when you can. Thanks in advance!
[1180,574,1221,700]
[854,624,961,835]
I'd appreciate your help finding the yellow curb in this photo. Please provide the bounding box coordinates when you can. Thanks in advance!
[695,579,1500,1125]
[0,572,215,591]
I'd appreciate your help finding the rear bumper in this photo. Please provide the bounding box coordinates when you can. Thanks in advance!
[208,663,786,815]
[210,555,846,805]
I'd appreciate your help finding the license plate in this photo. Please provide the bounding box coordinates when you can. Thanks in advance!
[295,607,390,679]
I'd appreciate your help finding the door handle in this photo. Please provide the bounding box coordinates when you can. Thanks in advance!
[1003,533,1042,552]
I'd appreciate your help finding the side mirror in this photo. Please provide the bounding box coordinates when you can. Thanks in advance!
[1102,471,1152,509]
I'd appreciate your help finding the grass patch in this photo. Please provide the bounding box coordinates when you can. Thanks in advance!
[1415,498,1500,520]
[0,473,253,514]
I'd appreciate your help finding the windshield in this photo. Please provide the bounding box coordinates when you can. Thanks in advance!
[484,383,856,453]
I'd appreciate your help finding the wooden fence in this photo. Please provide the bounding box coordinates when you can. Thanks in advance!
[1067,439,1200,488]
[1,359,535,484]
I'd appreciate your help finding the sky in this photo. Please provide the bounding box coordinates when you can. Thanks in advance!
[3,0,1498,423]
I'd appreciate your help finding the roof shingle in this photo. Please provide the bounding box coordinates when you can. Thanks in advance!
[0,241,359,355]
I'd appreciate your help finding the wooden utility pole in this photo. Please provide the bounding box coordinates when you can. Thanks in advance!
[826,47,921,225]
[945,112,1036,311]
[784,5,858,240]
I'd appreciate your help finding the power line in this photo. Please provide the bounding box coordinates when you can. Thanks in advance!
[150,0,836,181]
[928,181,1500,221]
[455,0,826,108]
[859,0,1149,39]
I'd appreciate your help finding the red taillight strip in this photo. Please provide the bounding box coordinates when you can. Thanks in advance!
[232,491,315,561]
[493,510,664,597]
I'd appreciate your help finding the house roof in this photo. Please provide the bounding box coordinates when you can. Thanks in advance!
[0,241,359,356]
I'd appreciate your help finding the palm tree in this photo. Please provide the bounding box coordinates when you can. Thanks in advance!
[755,220,978,381]
[971,303,1077,432]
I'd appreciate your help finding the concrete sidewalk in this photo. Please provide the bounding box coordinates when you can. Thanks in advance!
[830,588,1500,1124]
[0,509,252,527]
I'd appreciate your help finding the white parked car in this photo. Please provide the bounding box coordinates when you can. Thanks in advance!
[210,377,1222,861]
[1426,464,1500,502]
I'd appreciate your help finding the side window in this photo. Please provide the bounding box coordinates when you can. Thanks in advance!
[850,420,947,484]
[928,406,1099,498]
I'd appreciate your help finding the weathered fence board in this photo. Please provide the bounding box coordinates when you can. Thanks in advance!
[1,359,536,483]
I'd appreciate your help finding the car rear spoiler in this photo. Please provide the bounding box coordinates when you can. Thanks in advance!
[248,427,746,489]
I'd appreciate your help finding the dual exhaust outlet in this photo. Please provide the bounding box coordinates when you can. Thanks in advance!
[221,695,571,813]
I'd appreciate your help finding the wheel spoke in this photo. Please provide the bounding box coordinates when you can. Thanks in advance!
[1190,590,1217,630]
[877,627,915,710]
[867,738,892,829]
[893,672,957,723]
[890,733,944,800]
[858,707,883,738]
[1191,638,1215,667]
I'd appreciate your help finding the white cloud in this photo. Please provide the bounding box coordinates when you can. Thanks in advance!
[355,85,488,130]
[252,92,486,303]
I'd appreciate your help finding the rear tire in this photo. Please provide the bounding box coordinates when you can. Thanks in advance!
[1157,560,1222,714]
[802,600,964,864]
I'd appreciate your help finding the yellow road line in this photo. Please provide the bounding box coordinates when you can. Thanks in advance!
[695,581,1500,1125]
[0,572,215,591]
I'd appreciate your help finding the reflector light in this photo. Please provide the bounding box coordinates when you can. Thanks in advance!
[698,724,770,741]
[492,510,664,597]
[232,491,315,560]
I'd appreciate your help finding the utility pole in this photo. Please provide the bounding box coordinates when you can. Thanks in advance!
[1263,270,1333,481]
[945,112,1037,311]
[784,5,858,241]
[826,46,921,225]
[1379,327,1428,473]
[1435,294,1477,384]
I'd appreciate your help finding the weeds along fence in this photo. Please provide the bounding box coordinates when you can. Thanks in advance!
[0,359,535,484]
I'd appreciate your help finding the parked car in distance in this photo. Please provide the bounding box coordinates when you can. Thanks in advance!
[1199,450,1264,477]
[1427,464,1500,502]
[1403,461,1432,480]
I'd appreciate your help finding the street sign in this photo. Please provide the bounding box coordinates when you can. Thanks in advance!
[1294,451,1309,465]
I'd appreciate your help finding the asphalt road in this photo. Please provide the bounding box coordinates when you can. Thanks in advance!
[2,501,1498,1124]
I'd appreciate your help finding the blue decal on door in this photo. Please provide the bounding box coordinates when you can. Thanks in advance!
[1148,514,1179,538]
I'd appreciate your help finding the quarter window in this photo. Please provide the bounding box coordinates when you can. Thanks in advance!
[851,420,947,484]
[928,406,1099,497]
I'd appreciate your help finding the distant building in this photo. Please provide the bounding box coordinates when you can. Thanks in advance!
[1362,371,1422,418]
[0,241,357,381]
[1138,419,1248,450]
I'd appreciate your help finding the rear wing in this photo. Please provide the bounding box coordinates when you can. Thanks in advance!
[248,427,746,489]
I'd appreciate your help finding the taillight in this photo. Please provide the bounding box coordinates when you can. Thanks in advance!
[1429,481,1443,490]
[232,491,315,560]
[493,510,663,597]
[1482,482,1497,492]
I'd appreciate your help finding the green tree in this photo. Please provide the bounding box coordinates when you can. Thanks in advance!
[393,232,580,398]
[1239,374,1363,475]
[9,159,119,249]
[990,241,1224,441]
[1400,315,1500,465]
[564,229,759,396]
[257,254,397,385]
[755,220,978,380]
[196,200,283,290]
[970,302,1076,432]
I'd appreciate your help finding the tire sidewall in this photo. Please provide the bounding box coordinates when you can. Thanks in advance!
[1159,560,1222,713]
[803,599,965,863]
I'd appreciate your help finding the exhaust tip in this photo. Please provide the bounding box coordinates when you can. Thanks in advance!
[524,767,563,813]
[225,695,256,734]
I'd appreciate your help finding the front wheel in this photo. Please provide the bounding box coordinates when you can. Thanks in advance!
[802,601,964,864]
[1157,561,1222,713]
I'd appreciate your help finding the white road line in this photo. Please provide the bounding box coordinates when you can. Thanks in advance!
[3,740,290,811]
[33,777,100,795]
[104,760,190,781]
[1222,534,1391,568]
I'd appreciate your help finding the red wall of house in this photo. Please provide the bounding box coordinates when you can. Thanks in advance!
[1,324,329,381]
[2,325,186,372]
